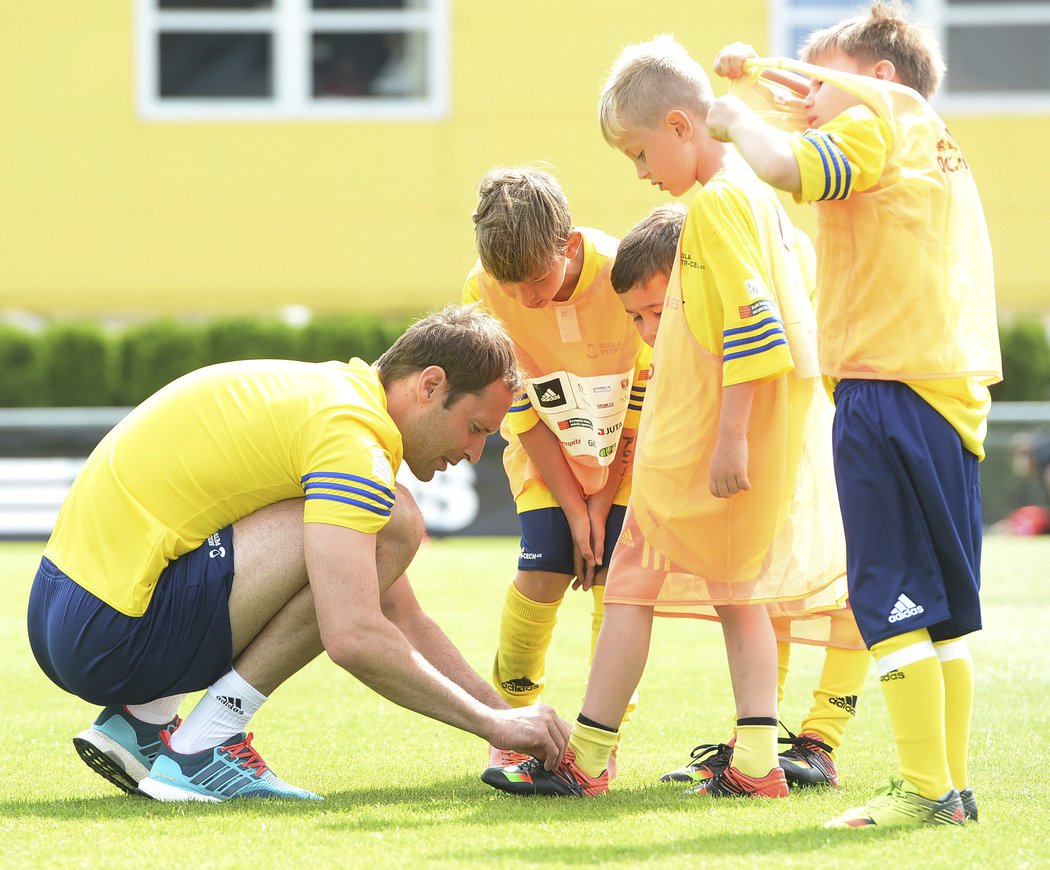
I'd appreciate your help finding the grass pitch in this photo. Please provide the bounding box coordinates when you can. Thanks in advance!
[2,536,1048,868]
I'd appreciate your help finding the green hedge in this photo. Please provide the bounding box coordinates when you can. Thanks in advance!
[0,314,414,407]
[0,313,1045,407]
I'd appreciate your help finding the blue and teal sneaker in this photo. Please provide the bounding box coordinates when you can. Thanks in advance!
[73,706,180,796]
[138,731,323,803]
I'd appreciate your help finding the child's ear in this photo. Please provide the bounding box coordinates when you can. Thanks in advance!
[666,109,694,141]
[873,59,898,83]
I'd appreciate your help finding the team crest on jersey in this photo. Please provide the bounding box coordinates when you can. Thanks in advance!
[743,277,766,299]
[371,446,393,484]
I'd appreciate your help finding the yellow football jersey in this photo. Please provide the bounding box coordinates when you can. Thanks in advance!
[464,228,648,511]
[623,164,847,602]
[45,358,402,616]
[741,58,1002,457]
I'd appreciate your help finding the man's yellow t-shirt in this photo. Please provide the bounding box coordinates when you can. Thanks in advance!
[44,358,402,616]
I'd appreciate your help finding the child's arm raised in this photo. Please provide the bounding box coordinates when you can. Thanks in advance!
[707,96,802,194]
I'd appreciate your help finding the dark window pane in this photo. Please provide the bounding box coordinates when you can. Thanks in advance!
[312,31,426,98]
[312,1,418,9]
[159,32,272,98]
[946,24,1050,91]
[160,1,272,8]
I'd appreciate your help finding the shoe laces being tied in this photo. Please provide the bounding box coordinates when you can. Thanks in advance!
[777,724,833,759]
[222,733,269,777]
[689,742,733,764]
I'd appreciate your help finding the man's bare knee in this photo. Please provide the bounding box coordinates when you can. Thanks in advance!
[376,485,425,587]
[229,499,310,654]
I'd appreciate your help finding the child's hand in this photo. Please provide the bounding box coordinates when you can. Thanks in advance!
[709,435,751,498]
[566,510,597,590]
[713,42,758,79]
[706,95,750,142]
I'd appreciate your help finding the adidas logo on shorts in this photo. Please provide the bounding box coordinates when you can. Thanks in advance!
[888,593,925,623]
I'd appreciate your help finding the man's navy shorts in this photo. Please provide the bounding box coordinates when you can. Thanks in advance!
[518,504,628,575]
[27,527,236,706]
[832,379,982,647]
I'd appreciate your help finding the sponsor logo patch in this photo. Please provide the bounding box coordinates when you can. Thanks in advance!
[738,299,774,319]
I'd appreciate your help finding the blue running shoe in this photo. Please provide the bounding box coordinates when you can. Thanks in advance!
[138,731,323,803]
[73,706,180,796]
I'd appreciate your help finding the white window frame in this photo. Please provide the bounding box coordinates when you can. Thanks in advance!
[135,0,450,122]
[770,0,1050,115]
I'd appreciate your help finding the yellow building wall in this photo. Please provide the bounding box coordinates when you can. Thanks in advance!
[0,2,1046,318]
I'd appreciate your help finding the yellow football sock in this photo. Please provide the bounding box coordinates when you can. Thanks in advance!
[569,719,619,778]
[777,642,791,710]
[731,721,779,778]
[798,646,869,752]
[591,584,637,754]
[492,580,560,707]
[935,637,974,791]
[871,628,952,799]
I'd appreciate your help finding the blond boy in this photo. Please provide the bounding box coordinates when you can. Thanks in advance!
[612,203,869,790]
[707,0,1001,827]
[483,37,846,799]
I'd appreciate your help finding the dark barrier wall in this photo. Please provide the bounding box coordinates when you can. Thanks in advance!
[2,407,1049,540]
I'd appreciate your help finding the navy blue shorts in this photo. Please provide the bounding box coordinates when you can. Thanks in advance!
[518,504,628,575]
[832,380,982,647]
[27,528,236,706]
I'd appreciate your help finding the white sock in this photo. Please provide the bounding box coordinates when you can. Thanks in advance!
[168,669,267,755]
[126,695,185,725]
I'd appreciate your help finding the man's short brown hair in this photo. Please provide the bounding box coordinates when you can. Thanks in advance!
[375,304,521,406]
[611,203,687,294]
[801,1,945,99]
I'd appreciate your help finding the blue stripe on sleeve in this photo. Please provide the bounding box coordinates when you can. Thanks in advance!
[723,325,786,351]
[723,337,790,362]
[302,480,394,509]
[724,316,781,338]
[304,493,393,516]
[804,130,852,201]
[301,471,394,501]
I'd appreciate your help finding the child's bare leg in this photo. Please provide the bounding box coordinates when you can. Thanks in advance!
[569,602,653,777]
[714,603,780,780]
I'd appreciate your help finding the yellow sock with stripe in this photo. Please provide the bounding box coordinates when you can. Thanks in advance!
[776,642,791,710]
[871,628,952,799]
[590,584,638,754]
[935,637,974,791]
[731,718,779,778]
[798,646,870,752]
[570,715,619,778]
[492,580,560,707]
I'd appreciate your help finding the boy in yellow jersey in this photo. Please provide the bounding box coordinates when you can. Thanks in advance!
[28,306,570,803]
[464,167,649,768]
[610,202,869,790]
[707,0,1001,827]
[483,36,848,800]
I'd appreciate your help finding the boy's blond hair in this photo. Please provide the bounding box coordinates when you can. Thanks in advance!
[801,1,945,99]
[472,167,572,284]
[599,34,714,146]
[610,203,687,295]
